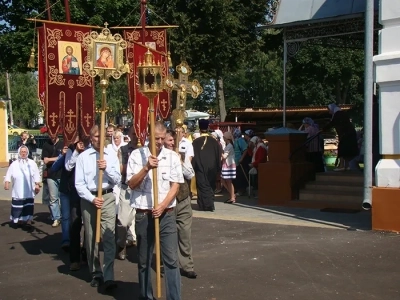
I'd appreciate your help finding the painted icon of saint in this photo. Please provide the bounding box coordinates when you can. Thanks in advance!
[61,46,80,75]
[96,46,114,68]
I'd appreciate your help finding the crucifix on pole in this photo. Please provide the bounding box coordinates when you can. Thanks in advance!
[165,61,203,129]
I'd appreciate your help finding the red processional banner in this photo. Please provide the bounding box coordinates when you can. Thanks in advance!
[124,28,170,145]
[38,23,95,144]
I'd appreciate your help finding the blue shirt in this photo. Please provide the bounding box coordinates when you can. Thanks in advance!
[75,147,121,202]
[234,138,248,165]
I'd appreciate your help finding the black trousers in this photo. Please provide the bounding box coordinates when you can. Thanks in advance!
[69,189,83,264]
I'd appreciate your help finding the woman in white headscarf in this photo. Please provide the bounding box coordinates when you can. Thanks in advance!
[324,104,358,171]
[106,131,127,211]
[4,145,41,229]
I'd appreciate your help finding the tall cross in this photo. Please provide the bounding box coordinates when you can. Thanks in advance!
[65,109,76,133]
[49,112,58,127]
[165,61,203,128]
[84,113,92,128]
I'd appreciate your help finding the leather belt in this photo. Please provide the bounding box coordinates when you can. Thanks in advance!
[91,188,113,196]
[136,207,174,214]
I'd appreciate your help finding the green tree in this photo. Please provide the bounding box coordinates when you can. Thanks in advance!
[150,0,269,120]
[0,72,41,127]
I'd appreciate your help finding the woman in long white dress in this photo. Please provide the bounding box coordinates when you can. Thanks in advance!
[4,145,41,229]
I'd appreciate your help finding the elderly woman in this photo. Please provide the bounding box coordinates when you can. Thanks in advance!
[4,146,41,229]
[221,131,236,203]
[248,136,268,191]
[324,104,359,171]
[299,117,325,173]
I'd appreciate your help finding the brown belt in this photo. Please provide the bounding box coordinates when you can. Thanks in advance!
[136,207,174,214]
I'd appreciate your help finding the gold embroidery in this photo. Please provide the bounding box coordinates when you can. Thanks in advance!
[75,31,90,50]
[76,70,93,87]
[84,113,92,128]
[68,79,75,89]
[48,53,55,60]
[150,30,165,48]
[65,29,72,37]
[49,112,58,126]
[46,28,63,48]
[65,109,76,133]
[126,31,140,42]
[48,66,65,86]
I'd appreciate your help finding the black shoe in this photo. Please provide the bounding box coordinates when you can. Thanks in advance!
[104,280,117,292]
[61,243,70,253]
[117,246,126,260]
[180,269,197,279]
[90,277,103,287]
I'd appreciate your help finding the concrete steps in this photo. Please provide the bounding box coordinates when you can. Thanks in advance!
[296,171,364,210]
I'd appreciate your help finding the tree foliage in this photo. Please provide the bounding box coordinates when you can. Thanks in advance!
[0,0,366,126]
[0,72,41,127]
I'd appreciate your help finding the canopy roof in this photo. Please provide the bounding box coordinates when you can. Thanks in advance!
[263,0,379,28]
[226,105,353,126]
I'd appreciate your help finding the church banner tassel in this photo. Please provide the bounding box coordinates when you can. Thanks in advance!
[27,47,35,69]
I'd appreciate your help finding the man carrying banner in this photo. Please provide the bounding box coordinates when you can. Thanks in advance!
[127,121,183,300]
[75,125,121,291]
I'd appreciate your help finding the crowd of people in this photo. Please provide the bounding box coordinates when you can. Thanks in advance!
[4,103,363,298]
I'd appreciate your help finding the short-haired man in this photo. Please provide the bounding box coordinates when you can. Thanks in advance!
[127,121,184,300]
[41,132,64,227]
[165,130,197,279]
[75,125,121,291]
[17,131,37,159]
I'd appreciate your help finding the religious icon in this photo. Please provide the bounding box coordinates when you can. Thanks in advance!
[94,43,117,69]
[58,41,82,75]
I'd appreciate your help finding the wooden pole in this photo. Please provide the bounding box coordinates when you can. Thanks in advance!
[45,0,52,20]
[148,96,162,298]
[64,0,71,23]
[141,0,147,45]
[95,77,109,243]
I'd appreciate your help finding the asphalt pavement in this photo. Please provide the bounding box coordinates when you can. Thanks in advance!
[0,167,398,300]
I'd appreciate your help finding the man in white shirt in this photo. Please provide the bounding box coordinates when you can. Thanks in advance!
[75,125,121,292]
[127,121,184,300]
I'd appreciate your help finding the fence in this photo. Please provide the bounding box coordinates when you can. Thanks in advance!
[8,135,63,152]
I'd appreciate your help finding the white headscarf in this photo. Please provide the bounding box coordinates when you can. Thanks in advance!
[111,131,127,152]
[328,104,341,120]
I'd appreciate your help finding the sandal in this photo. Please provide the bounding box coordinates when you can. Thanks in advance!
[224,199,236,204]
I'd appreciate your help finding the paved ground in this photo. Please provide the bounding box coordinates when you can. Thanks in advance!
[1,166,398,299]
[0,199,399,300]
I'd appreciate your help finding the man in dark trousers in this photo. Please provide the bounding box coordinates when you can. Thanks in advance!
[41,132,64,227]
[192,119,222,212]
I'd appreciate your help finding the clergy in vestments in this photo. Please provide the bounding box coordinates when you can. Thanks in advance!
[191,119,222,212]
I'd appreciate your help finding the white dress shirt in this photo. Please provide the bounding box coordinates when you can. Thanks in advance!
[126,146,184,209]
[179,137,194,159]
[75,147,121,202]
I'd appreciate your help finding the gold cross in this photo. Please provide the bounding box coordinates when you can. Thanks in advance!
[49,112,58,127]
[160,98,168,111]
[65,109,77,133]
[84,113,92,127]
[104,22,109,28]
[166,61,203,114]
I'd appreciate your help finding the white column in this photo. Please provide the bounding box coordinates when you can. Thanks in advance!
[374,0,400,187]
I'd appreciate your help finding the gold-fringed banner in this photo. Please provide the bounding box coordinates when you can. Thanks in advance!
[124,28,170,145]
[40,23,95,144]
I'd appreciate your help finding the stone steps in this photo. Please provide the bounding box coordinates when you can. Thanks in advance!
[295,171,364,210]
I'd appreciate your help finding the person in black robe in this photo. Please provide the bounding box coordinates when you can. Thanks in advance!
[192,119,222,211]
[324,104,359,170]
